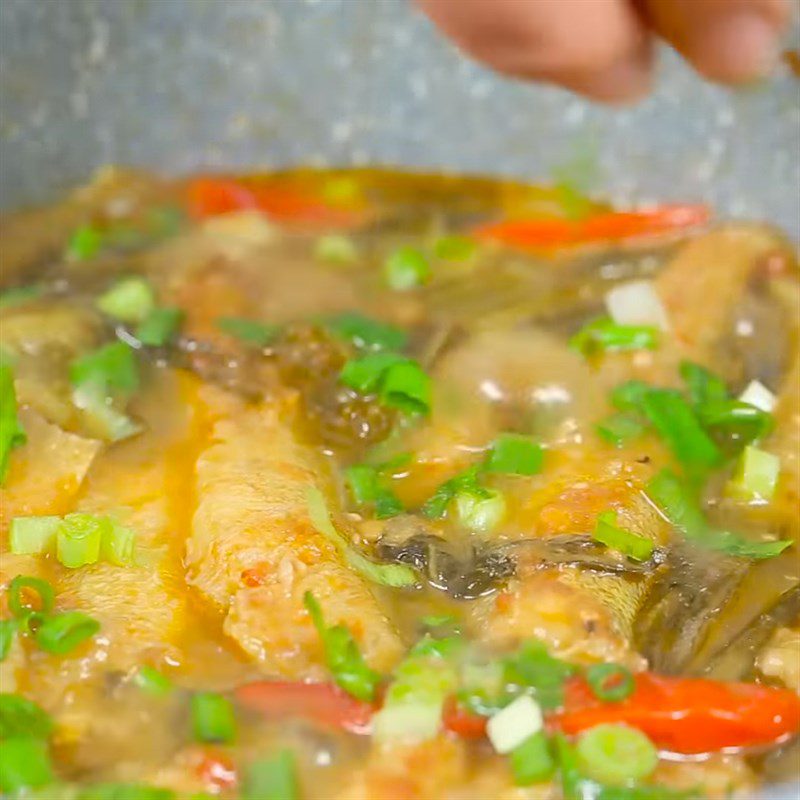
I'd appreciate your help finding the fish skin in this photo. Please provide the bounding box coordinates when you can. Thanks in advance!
[187,385,403,678]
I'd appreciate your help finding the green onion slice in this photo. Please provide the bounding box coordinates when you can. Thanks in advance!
[56,513,107,568]
[646,468,791,559]
[595,413,645,447]
[679,361,728,408]
[100,519,137,567]
[696,399,774,447]
[216,316,280,346]
[0,693,54,739]
[585,663,635,702]
[344,464,404,520]
[503,640,576,711]
[10,516,61,556]
[134,665,173,697]
[35,611,100,655]
[135,307,184,347]
[70,341,140,394]
[190,692,236,744]
[455,489,506,533]
[575,723,658,786]
[484,433,543,476]
[96,277,155,324]
[0,737,54,793]
[325,312,407,352]
[242,751,299,800]
[510,731,555,785]
[340,352,406,394]
[8,576,55,618]
[304,592,380,702]
[640,389,721,478]
[726,445,780,503]
[0,364,27,484]
[379,361,431,415]
[383,246,431,291]
[592,511,654,562]
[570,316,659,357]
[421,464,490,520]
[72,382,142,443]
[610,380,651,413]
[66,225,103,261]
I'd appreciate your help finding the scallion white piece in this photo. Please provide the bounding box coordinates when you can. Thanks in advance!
[738,380,776,413]
[605,280,670,331]
[727,445,780,503]
[486,694,543,754]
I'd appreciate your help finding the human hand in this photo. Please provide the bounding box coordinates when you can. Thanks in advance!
[417,0,793,103]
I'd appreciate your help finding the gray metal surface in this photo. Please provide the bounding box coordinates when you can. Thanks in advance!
[0,0,798,795]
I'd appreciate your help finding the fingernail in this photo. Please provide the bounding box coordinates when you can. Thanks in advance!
[700,12,781,82]
[574,57,653,104]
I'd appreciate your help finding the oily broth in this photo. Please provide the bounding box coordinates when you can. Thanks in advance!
[0,168,798,798]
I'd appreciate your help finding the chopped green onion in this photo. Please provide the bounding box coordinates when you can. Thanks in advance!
[595,413,645,447]
[0,364,27,484]
[421,464,490,520]
[421,614,459,629]
[640,389,721,478]
[35,611,100,655]
[96,278,155,324]
[680,361,728,408]
[10,516,61,556]
[56,513,106,568]
[72,382,142,443]
[553,732,586,800]
[344,464,404,519]
[340,352,406,394]
[100,519,137,567]
[0,284,41,309]
[315,234,358,264]
[0,737,54,793]
[373,648,457,743]
[135,307,184,347]
[592,511,654,562]
[487,694,543,754]
[696,398,774,447]
[383,246,431,291]
[575,723,658,786]
[134,665,173,697]
[379,361,431,415]
[433,235,477,261]
[304,592,380,702]
[585,663,635,702]
[727,445,780,502]
[66,225,103,261]
[325,312,407,352]
[484,434,544,476]
[77,783,176,800]
[510,731,555,785]
[610,380,650,413]
[646,468,791,559]
[242,751,298,800]
[570,316,659,357]
[0,693,54,739]
[410,633,465,660]
[216,316,280,346]
[503,640,575,711]
[0,619,16,662]
[8,576,55,618]
[190,692,236,744]
[70,341,139,394]
[306,486,417,587]
[455,489,506,533]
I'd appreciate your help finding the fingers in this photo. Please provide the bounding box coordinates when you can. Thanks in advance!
[636,0,792,84]
[416,0,655,104]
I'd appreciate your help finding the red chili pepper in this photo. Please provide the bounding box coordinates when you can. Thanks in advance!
[556,673,800,754]
[441,697,488,739]
[185,177,361,228]
[236,673,800,755]
[235,680,375,735]
[195,749,237,791]
[472,205,710,249]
